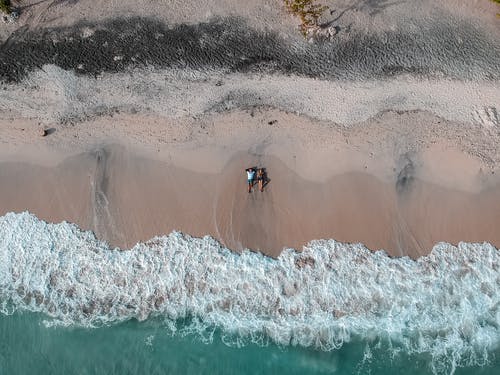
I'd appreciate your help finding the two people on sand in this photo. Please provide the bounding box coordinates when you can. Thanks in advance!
[245,167,265,193]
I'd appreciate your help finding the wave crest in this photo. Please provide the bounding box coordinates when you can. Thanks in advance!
[0,212,498,372]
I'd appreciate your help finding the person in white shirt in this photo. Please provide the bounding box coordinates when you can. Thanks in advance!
[245,168,256,193]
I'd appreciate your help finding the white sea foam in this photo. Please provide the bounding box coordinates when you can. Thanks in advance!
[0,212,499,373]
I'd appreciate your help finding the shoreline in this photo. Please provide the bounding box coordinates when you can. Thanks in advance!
[1,142,499,258]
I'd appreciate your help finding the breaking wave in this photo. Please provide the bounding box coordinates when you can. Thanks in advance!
[0,212,498,374]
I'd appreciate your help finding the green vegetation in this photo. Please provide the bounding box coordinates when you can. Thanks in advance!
[0,0,11,15]
[491,0,500,18]
[284,0,329,37]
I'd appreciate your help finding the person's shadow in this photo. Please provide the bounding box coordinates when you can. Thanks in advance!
[261,168,270,189]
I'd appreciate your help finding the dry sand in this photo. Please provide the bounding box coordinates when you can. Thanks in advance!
[2,0,498,40]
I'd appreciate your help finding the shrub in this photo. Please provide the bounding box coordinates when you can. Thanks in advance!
[0,0,11,15]
[491,0,500,17]
[284,0,329,37]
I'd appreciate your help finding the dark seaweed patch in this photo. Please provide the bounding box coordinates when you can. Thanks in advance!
[0,16,499,82]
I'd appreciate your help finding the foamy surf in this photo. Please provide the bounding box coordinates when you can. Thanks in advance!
[0,212,498,374]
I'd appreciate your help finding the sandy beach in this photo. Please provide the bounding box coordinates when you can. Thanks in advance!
[1,0,499,258]
[1,107,500,258]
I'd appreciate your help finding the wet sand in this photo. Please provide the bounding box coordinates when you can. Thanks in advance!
[1,145,499,258]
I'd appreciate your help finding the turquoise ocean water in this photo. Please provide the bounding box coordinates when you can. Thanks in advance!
[1,212,499,374]
[1,313,499,374]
